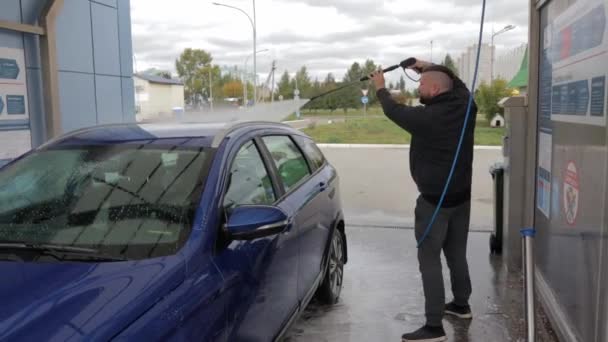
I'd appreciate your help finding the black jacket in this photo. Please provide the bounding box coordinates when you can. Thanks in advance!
[376,71,477,207]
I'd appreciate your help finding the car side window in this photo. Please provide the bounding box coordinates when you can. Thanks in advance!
[223,140,276,210]
[262,135,311,192]
[293,135,326,171]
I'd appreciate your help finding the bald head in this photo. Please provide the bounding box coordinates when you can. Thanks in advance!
[418,70,454,103]
[422,71,454,94]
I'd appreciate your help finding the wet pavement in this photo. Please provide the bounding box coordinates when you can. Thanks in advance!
[284,226,557,342]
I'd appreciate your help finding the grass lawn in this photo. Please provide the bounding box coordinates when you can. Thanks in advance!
[301,115,505,145]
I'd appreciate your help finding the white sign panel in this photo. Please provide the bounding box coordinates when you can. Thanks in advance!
[549,0,608,126]
[0,47,28,120]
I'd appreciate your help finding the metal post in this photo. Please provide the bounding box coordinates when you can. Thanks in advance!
[271,61,275,103]
[252,0,257,106]
[521,228,536,342]
[294,76,300,119]
[209,67,213,112]
[242,71,247,107]
[491,32,494,83]
[212,1,257,105]
[490,25,515,84]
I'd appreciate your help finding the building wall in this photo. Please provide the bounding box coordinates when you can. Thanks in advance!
[171,84,185,109]
[456,43,527,89]
[56,0,135,133]
[456,43,493,89]
[0,0,134,164]
[494,44,527,83]
[134,77,184,121]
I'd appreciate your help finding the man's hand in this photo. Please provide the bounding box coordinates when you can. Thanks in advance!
[369,68,386,90]
[409,59,433,73]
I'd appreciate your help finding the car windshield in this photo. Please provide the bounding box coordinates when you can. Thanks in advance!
[0,143,210,260]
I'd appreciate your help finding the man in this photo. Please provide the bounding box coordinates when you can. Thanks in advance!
[369,59,476,342]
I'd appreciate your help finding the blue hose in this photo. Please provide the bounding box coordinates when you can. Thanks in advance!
[416,0,487,248]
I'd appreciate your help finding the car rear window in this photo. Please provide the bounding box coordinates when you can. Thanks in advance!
[293,135,326,171]
[262,136,311,192]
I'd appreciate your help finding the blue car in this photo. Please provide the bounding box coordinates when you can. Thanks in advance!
[0,121,347,341]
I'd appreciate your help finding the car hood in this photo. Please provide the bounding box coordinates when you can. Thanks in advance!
[0,257,186,341]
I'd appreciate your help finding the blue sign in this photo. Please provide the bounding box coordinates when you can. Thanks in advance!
[0,58,19,79]
[6,95,25,115]
[361,96,369,104]
[591,76,605,116]
[0,96,3,114]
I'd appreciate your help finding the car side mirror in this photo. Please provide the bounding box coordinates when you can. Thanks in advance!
[225,205,288,241]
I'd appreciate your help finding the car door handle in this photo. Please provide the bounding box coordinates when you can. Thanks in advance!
[319,182,327,192]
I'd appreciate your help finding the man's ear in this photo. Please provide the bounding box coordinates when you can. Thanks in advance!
[432,84,441,96]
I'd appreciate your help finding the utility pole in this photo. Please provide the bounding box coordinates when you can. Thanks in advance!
[294,75,300,119]
[271,61,276,103]
[209,66,213,112]
[491,25,516,83]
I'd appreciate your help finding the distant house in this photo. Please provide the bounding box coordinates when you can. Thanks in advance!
[133,74,184,122]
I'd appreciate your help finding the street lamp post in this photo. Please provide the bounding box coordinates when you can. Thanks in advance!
[294,75,300,119]
[213,1,257,105]
[491,25,515,83]
[243,48,268,106]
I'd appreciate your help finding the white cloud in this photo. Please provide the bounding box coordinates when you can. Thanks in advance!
[130,0,528,84]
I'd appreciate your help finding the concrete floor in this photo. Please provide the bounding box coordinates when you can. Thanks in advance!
[284,226,557,342]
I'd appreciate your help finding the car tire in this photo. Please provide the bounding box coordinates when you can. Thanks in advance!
[316,228,345,305]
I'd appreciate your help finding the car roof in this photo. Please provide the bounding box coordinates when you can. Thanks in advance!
[43,121,304,149]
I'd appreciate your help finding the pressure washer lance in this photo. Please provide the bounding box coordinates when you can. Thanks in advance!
[521,228,536,342]
[306,57,418,104]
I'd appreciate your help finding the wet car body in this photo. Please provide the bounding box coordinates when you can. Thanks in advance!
[0,121,347,342]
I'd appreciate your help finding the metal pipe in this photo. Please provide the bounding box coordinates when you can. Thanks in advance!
[521,228,536,342]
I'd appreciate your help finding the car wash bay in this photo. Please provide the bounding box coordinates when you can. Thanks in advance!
[284,146,557,341]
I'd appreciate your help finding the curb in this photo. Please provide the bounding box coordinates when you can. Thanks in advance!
[282,119,309,124]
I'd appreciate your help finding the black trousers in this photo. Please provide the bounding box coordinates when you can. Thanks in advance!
[414,195,472,326]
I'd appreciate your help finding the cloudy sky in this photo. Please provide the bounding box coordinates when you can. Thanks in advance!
[130,0,528,84]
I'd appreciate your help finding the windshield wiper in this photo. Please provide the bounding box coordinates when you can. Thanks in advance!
[0,242,128,262]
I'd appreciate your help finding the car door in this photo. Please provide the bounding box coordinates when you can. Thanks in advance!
[213,138,299,342]
[259,135,331,303]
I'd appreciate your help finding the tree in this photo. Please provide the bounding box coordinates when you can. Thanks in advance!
[321,73,338,112]
[142,68,172,79]
[222,81,243,98]
[277,71,293,100]
[399,76,406,93]
[413,88,420,98]
[324,73,335,84]
[175,48,213,103]
[339,62,364,112]
[475,78,512,121]
[442,54,459,76]
[294,66,312,98]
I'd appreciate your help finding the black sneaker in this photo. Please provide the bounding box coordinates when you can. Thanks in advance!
[401,325,447,342]
[445,301,473,319]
